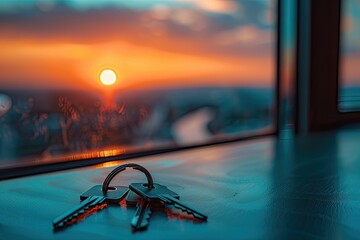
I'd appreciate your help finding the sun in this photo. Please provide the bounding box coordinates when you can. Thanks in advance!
[100,69,117,86]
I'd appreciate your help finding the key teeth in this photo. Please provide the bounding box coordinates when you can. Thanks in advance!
[53,197,106,230]
[140,209,152,228]
[163,199,207,221]
[173,203,196,216]
[144,208,152,223]
[132,201,152,231]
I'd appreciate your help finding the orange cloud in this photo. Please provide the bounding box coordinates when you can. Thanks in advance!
[342,54,360,85]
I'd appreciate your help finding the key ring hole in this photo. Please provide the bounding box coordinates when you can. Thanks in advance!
[107,187,117,192]
[102,163,154,194]
[142,183,156,189]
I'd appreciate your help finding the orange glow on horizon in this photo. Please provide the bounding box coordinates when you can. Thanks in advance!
[0,39,274,90]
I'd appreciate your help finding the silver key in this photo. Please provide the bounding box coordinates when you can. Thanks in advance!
[53,185,128,230]
[129,183,207,221]
[131,198,152,231]
[159,194,207,220]
[126,190,141,206]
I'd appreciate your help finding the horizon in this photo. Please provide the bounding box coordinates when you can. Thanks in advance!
[0,84,275,92]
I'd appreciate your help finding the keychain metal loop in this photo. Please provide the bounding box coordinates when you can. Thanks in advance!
[102,163,154,194]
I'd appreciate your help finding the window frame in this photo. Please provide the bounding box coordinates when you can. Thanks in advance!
[296,0,360,132]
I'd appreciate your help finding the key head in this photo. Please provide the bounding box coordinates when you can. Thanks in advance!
[129,183,179,201]
[126,190,141,206]
[80,185,128,204]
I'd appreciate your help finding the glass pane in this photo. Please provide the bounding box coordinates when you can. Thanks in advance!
[0,0,277,168]
[339,0,360,111]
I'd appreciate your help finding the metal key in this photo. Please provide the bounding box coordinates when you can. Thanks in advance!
[80,185,128,203]
[126,190,141,206]
[158,194,207,220]
[129,183,207,221]
[131,198,152,231]
[53,185,128,230]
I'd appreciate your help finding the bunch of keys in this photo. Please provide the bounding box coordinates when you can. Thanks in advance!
[52,163,207,232]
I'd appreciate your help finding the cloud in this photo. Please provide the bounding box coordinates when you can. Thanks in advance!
[216,25,272,46]
[342,54,360,85]
[149,5,208,30]
[175,0,240,14]
[0,5,273,57]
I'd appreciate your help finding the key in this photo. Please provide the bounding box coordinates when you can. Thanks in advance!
[53,196,105,230]
[53,185,128,230]
[131,198,152,231]
[126,190,141,206]
[80,185,128,203]
[129,183,207,221]
[158,194,208,220]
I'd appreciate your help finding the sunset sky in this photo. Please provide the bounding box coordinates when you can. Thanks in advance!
[0,0,276,90]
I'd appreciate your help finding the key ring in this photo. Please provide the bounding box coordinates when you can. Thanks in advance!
[102,163,154,194]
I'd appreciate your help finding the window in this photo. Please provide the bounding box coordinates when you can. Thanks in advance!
[339,0,360,112]
[0,0,278,172]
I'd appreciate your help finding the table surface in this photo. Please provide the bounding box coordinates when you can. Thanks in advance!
[1,126,360,240]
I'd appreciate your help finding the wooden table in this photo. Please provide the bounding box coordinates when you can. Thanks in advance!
[1,126,360,239]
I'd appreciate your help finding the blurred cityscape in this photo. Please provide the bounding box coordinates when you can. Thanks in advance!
[339,87,360,112]
[0,87,274,162]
